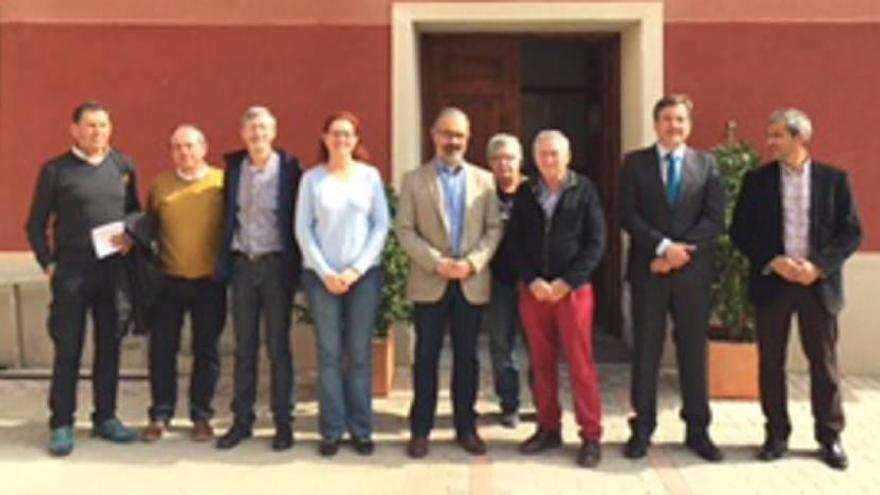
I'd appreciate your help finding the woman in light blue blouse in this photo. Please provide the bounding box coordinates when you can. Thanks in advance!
[295,111,390,457]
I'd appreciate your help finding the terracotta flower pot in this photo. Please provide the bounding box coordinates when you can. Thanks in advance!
[372,329,396,397]
[708,340,760,400]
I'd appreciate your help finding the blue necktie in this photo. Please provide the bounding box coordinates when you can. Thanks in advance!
[666,153,682,205]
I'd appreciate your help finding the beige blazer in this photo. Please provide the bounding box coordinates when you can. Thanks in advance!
[396,160,502,304]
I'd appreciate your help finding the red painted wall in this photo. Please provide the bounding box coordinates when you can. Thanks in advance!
[3,0,880,24]
[666,23,880,250]
[1,21,877,250]
[0,24,390,249]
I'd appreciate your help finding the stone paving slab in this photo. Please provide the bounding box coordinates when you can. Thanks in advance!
[2,362,879,495]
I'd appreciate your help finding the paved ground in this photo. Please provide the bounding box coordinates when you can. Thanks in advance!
[2,352,879,495]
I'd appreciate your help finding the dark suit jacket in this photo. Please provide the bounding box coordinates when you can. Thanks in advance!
[730,160,862,314]
[213,149,303,294]
[620,145,725,286]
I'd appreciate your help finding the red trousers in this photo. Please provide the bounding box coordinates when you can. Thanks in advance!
[518,283,602,440]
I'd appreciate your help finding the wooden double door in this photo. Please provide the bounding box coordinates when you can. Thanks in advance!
[420,33,623,337]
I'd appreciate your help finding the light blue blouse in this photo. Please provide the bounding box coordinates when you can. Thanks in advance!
[295,162,390,278]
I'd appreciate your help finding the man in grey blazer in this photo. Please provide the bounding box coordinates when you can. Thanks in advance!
[396,107,502,459]
[619,95,725,461]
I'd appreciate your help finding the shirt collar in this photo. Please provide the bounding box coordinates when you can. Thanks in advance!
[436,159,464,176]
[175,164,210,182]
[781,158,811,177]
[538,170,574,195]
[71,146,109,166]
[245,151,279,174]
[656,143,686,162]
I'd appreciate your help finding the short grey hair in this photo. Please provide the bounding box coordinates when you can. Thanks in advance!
[170,124,207,146]
[431,106,470,131]
[487,133,523,164]
[533,129,570,154]
[769,108,813,142]
[241,106,277,128]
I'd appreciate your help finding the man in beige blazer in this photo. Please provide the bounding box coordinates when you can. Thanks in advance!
[397,107,502,459]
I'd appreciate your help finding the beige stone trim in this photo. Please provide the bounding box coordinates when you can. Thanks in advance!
[391,1,664,187]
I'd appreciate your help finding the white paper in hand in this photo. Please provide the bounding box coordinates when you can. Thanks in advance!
[91,221,125,258]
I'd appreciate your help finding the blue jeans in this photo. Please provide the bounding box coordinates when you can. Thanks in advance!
[485,280,524,414]
[303,267,382,440]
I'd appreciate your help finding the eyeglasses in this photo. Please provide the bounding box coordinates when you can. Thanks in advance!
[436,129,468,140]
[490,153,518,162]
[327,130,356,139]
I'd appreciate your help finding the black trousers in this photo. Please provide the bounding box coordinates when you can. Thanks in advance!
[48,258,121,429]
[229,254,294,428]
[148,276,226,423]
[629,272,712,438]
[410,282,483,438]
[756,283,844,444]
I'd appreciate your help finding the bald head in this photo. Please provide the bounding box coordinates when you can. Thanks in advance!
[169,124,208,173]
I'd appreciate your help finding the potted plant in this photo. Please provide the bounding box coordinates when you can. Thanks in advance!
[372,185,414,397]
[708,121,760,399]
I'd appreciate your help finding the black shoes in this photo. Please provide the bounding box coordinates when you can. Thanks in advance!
[519,428,563,455]
[318,436,374,457]
[577,439,602,468]
[623,434,650,459]
[757,437,788,461]
[819,441,848,470]
[623,432,722,462]
[685,433,724,462]
[318,437,341,457]
[759,437,847,470]
[216,424,293,451]
[271,424,294,451]
[353,436,375,456]
[216,424,252,449]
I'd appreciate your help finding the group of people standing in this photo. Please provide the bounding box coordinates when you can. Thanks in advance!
[25,95,860,472]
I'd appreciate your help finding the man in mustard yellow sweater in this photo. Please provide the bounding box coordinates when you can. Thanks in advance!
[142,125,226,442]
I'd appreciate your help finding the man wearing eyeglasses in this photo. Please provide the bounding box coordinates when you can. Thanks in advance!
[396,107,502,459]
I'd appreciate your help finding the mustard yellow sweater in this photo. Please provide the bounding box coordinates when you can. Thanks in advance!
[149,167,224,278]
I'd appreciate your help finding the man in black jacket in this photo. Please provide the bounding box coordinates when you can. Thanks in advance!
[619,95,725,462]
[507,129,606,468]
[25,102,141,456]
[731,108,861,470]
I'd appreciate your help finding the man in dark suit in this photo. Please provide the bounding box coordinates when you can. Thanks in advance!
[730,108,861,470]
[620,95,725,462]
[213,106,302,451]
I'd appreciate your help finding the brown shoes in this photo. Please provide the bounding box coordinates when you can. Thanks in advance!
[577,439,602,468]
[192,420,214,442]
[141,421,166,442]
[519,428,563,454]
[407,434,487,458]
[143,420,213,442]
[456,433,488,456]
[407,437,430,459]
